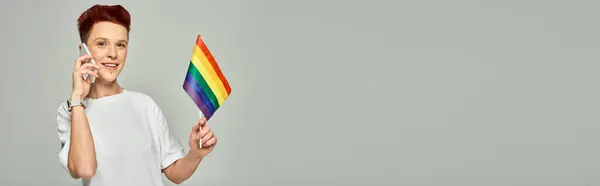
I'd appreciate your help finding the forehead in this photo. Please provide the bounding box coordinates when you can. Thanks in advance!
[88,21,128,41]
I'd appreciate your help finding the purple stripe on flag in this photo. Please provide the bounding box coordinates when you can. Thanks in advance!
[184,71,217,114]
[183,82,213,119]
[183,73,215,119]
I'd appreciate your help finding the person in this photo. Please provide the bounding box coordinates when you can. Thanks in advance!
[55,4,217,186]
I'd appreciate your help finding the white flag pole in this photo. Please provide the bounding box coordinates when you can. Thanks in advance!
[199,111,203,149]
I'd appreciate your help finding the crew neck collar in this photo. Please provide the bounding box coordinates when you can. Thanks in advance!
[85,89,128,103]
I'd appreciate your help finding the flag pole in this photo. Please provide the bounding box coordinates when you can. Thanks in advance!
[199,111,203,149]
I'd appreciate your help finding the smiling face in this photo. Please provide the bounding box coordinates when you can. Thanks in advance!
[84,21,129,83]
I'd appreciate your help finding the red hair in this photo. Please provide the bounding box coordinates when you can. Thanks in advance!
[77,4,131,43]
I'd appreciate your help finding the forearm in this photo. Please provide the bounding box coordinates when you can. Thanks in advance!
[164,153,203,184]
[67,99,97,179]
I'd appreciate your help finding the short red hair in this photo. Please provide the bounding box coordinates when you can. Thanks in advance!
[77,4,131,43]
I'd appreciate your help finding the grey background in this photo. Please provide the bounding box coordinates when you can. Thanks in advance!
[1,0,599,185]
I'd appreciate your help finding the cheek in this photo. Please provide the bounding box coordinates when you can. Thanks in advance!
[120,49,128,59]
[91,49,107,61]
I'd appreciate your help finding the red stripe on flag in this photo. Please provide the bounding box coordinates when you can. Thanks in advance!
[196,35,232,94]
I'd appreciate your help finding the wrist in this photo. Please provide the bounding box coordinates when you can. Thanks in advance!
[71,93,83,100]
[186,151,204,162]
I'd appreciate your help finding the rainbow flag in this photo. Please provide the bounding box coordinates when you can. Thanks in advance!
[183,34,231,120]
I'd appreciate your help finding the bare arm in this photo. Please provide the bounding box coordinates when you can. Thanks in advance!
[66,55,100,179]
[162,117,217,184]
[67,96,97,179]
[162,154,203,184]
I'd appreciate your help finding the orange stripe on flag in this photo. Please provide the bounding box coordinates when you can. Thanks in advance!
[196,36,232,94]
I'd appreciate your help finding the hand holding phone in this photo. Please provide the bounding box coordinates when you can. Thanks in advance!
[79,43,96,82]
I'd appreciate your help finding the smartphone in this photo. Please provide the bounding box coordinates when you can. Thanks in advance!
[79,43,96,82]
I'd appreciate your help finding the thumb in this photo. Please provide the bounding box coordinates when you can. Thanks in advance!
[199,116,207,126]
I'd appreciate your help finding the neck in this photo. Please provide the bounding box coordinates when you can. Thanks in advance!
[87,79,123,99]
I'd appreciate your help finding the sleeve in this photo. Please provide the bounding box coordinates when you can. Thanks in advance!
[56,102,72,171]
[151,100,186,169]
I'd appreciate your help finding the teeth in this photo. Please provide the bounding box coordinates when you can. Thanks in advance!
[104,64,117,67]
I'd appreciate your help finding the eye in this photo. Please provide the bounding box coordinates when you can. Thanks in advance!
[97,42,106,47]
[117,43,127,48]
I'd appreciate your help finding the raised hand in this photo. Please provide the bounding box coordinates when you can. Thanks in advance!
[188,116,217,160]
[71,55,100,100]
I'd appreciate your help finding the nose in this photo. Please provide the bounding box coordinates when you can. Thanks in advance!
[106,45,117,59]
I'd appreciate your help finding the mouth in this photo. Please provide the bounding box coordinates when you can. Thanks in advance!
[101,62,119,69]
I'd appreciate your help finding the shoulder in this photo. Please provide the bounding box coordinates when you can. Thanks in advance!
[124,89,170,128]
[126,89,159,106]
[125,89,164,114]
[126,89,154,101]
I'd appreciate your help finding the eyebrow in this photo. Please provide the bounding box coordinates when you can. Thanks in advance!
[93,37,128,44]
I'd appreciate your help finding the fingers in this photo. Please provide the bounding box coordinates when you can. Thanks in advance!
[76,69,99,78]
[201,131,213,144]
[203,136,217,146]
[80,62,101,70]
[199,125,210,138]
[198,124,216,147]
[73,63,101,79]
[195,117,208,143]
[74,55,93,70]
[191,117,216,149]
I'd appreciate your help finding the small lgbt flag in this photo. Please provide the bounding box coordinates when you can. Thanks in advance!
[183,34,231,120]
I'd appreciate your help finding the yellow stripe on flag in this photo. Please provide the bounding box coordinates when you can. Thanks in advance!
[190,47,227,105]
[192,45,229,103]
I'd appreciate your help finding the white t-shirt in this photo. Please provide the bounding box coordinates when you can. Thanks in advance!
[56,89,186,186]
